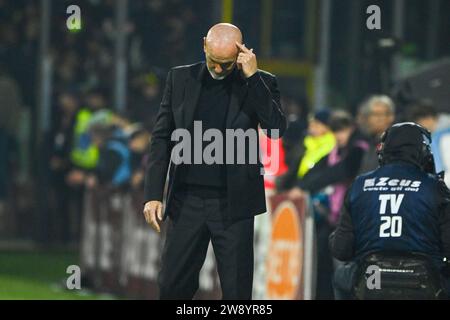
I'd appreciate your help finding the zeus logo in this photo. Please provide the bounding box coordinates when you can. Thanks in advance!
[66,5,81,31]
[364,178,422,189]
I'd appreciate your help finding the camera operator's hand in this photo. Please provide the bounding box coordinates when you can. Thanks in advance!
[143,200,163,233]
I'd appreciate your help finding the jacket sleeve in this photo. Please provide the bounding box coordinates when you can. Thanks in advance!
[143,70,175,202]
[329,188,355,261]
[245,71,287,139]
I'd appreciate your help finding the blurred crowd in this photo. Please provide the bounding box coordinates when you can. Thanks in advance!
[46,91,152,244]
[50,0,206,131]
[45,0,211,245]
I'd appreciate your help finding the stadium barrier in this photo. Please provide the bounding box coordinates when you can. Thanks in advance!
[80,187,316,299]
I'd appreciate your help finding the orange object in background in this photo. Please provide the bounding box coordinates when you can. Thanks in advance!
[259,130,288,190]
[266,196,305,299]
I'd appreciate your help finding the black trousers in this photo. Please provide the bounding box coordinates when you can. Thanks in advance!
[158,188,254,300]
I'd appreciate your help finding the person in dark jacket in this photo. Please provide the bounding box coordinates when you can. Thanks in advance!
[330,122,450,299]
[48,90,79,244]
[142,23,286,300]
[86,124,131,188]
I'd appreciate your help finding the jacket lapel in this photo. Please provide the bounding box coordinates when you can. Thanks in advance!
[182,63,248,129]
[226,71,248,127]
[183,63,206,128]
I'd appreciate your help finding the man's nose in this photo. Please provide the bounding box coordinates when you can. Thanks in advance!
[214,64,223,73]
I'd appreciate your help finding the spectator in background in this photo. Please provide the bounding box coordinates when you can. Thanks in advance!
[68,87,109,179]
[1,0,207,246]
[65,107,148,192]
[281,95,309,166]
[357,95,395,175]
[281,111,370,299]
[128,71,162,131]
[407,100,450,182]
[86,122,131,190]
[65,87,110,243]
[84,114,149,189]
[47,90,79,244]
[54,51,80,92]
[276,109,336,299]
[276,109,335,193]
[287,111,370,225]
[407,100,439,133]
[127,124,151,190]
[49,91,79,175]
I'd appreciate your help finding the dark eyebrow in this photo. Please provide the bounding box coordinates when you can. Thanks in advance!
[209,56,235,64]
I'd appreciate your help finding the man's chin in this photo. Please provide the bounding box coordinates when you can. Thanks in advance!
[208,70,228,80]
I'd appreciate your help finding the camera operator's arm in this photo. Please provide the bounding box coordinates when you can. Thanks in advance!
[329,189,355,261]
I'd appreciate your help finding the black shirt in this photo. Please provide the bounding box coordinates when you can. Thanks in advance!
[181,69,235,189]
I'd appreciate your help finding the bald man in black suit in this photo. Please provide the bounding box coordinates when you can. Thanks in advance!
[143,23,286,299]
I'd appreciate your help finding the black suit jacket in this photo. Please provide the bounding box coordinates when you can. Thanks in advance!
[144,61,287,223]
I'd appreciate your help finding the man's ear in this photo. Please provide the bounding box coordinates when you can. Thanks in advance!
[203,37,206,53]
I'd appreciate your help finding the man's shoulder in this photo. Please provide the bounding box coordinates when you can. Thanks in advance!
[171,61,204,72]
[353,169,378,185]
[164,62,204,81]
[257,68,276,80]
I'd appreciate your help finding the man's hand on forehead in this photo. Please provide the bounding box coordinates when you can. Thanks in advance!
[236,42,252,53]
[236,42,257,78]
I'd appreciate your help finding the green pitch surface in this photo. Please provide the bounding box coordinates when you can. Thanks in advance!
[0,251,116,300]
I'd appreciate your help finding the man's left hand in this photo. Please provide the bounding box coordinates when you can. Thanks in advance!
[236,42,257,78]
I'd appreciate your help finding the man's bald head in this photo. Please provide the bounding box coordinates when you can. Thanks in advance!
[204,23,242,61]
